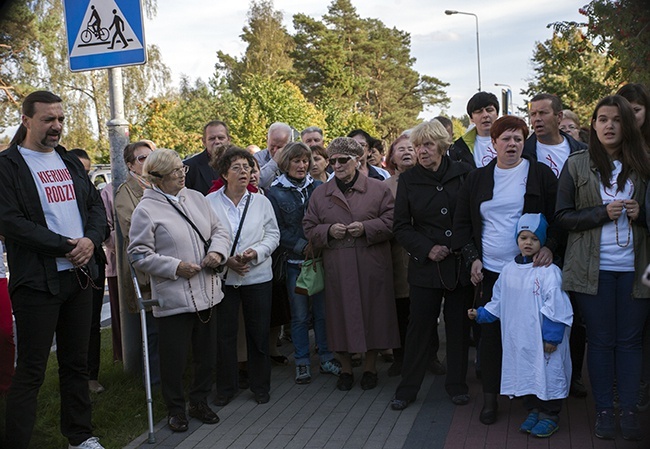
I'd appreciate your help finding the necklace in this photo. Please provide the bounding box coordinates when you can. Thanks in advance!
[614,216,631,248]
[188,273,215,323]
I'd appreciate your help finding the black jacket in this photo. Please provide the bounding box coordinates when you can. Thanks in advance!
[0,144,107,295]
[183,149,219,195]
[394,157,472,289]
[452,155,559,268]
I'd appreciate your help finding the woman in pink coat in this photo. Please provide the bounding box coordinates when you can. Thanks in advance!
[303,137,400,391]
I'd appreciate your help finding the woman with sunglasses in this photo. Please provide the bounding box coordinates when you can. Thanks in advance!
[129,148,230,432]
[303,137,399,391]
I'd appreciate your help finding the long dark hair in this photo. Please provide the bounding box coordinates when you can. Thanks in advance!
[616,83,650,146]
[10,91,63,147]
[589,95,650,190]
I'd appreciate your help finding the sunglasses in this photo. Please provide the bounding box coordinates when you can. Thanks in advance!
[329,156,355,166]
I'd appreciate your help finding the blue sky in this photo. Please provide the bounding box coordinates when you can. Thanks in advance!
[145,0,585,119]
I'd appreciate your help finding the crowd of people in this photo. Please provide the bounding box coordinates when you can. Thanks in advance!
[2,83,650,448]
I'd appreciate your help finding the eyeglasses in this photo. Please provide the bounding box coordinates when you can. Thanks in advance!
[560,124,578,131]
[329,156,356,166]
[170,165,189,178]
[229,164,252,173]
[135,154,148,164]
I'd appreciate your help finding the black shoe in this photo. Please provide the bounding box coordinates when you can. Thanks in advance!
[213,394,232,407]
[238,370,249,390]
[594,409,616,440]
[451,394,470,405]
[390,398,411,411]
[255,392,270,404]
[168,413,189,432]
[188,402,220,424]
[569,378,588,398]
[270,355,289,366]
[360,371,378,390]
[337,372,354,391]
[479,393,498,425]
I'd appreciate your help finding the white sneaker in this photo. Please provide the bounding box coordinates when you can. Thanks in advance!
[69,437,105,449]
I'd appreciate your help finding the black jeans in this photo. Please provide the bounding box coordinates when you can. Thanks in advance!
[395,284,473,401]
[523,395,563,422]
[476,269,502,395]
[157,308,217,416]
[5,270,93,449]
[217,282,272,397]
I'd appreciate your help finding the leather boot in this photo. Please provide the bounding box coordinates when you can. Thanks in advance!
[479,393,498,425]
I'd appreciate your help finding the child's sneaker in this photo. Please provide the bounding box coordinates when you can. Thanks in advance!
[594,409,616,440]
[530,418,558,438]
[295,365,311,384]
[320,359,341,376]
[519,411,539,433]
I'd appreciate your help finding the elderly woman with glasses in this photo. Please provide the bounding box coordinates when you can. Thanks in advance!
[207,147,280,406]
[128,148,230,433]
[303,137,399,391]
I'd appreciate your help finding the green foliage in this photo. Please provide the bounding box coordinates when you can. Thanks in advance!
[227,75,326,147]
[551,0,650,89]
[523,26,619,120]
[291,0,449,140]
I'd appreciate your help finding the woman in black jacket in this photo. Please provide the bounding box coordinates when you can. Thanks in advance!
[452,115,559,425]
[390,120,473,410]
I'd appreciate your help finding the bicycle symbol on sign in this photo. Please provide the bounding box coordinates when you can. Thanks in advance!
[80,5,109,43]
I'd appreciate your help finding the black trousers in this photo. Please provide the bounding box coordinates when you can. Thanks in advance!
[395,283,473,401]
[476,269,502,395]
[523,395,563,422]
[5,270,93,449]
[157,307,217,416]
[217,282,272,398]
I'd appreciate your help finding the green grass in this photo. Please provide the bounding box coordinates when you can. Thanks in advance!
[1,329,167,449]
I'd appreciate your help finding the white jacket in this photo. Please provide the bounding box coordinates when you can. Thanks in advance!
[128,187,231,317]
[206,189,280,286]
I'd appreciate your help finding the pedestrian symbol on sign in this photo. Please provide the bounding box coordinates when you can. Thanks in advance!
[70,1,143,58]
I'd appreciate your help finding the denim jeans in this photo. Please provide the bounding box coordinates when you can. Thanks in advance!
[287,262,333,366]
[574,271,650,411]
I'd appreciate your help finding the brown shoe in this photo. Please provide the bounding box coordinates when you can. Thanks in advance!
[189,401,220,424]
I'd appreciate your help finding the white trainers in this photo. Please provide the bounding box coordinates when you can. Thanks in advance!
[69,437,105,449]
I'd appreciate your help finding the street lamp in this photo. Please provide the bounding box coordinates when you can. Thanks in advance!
[445,10,482,91]
[494,83,512,115]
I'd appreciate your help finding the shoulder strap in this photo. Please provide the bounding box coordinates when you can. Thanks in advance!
[162,194,209,248]
[230,193,251,257]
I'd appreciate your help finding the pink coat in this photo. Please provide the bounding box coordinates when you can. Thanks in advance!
[303,173,400,353]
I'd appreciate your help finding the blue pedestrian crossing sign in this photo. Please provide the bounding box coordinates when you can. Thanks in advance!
[63,0,147,72]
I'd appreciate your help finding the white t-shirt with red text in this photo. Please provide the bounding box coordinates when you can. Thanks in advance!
[19,146,84,271]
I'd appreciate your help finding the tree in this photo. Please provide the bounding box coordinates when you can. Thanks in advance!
[524,27,619,120]
[551,0,650,87]
[216,0,294,93]
[226,75,326,148]
[292,0,449,139]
